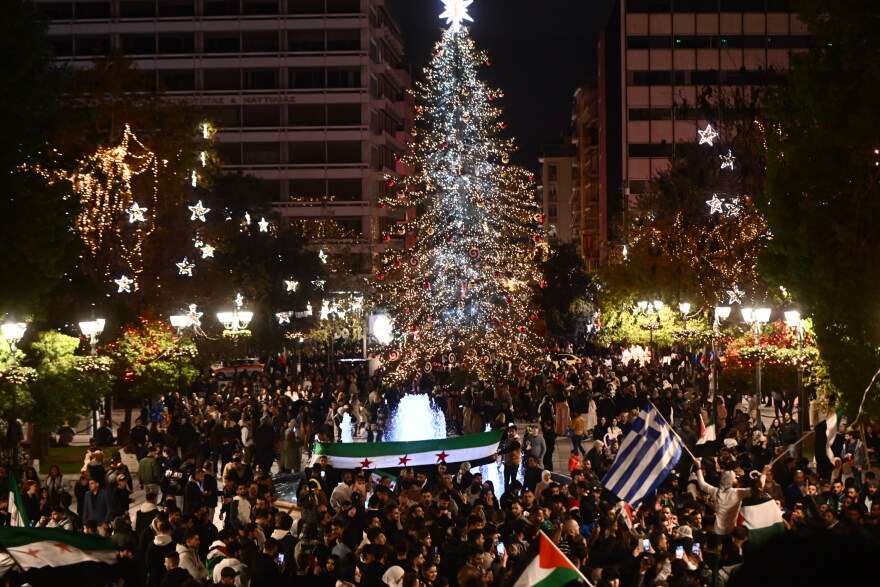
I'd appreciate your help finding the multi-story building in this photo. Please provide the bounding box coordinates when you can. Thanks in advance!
[571,84,601,271]
[36,0,411,273]
[538,137,574,246]
[598,0,805,254]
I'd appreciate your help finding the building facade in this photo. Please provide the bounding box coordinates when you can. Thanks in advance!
[598,0,805,255]
[36,0,412,272]
[538,138,574,246]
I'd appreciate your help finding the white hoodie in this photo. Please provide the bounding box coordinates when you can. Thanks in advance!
[176,542,206,580]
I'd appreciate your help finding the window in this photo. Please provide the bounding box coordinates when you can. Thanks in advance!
[767,35,813,49]
[290,68,325,88]
[289,31,325,52]
[673,0,717,12]
[547,184,558,202]
[122,35,156,55]
[243,0,278,15]
[629,108,673,121]
[217,106,241,127]
[289,0,323,14]
[327,68,361,88]
[158,34,195,54]
[767,0,792,11]
[204,69,240,90]
[721,0,763,11]
[328,178,362,200]
[242,143,280,164]
[216,142,241,165]
[327,29,361,51]
[674,35,712,49]
[548,165,558,181]
[204,1,239,16]
[628,143,673,158]
[119,1,154,18]
[289,104,326,125]
[74,2,110,19]
[50,38,74,57]
[627,36,672,50]
[242,105,280,127]
[549,205,558,218]
[243,69,278,90]
[243,31,278,52]
[327,0,360,13]
[158,1,194,17]
[159,71,196,91]
[205,35,240,53]
[626,0,672,12]
[76,35,111,56]
[327,141,361,164]
[631,71,673,86]
[288,142,325,165]
[40,3,73,19]
[720,35,765,49]
[327,103,361,125]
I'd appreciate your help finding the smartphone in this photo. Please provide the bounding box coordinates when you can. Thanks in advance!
[496,542,506,557]
[278,553,285,566]
[320,471,325,479]
[642,539,651,552]
[692,543,701,556]
[675,546,684,559]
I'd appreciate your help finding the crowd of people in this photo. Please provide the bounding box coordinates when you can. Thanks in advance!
[1,343,879,586]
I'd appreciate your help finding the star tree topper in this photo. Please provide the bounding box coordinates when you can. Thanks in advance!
[439,0,474,30]
[698,124,719,146]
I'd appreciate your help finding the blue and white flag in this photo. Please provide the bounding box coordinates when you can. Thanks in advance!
[602,401,684,508]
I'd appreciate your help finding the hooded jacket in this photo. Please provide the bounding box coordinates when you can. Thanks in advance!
[176,541,207,580]
[696,469,764,535]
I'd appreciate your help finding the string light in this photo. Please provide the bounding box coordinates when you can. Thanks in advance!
[126,202,147,223]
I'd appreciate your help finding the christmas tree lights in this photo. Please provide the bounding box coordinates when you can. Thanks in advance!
[375,18,545,379]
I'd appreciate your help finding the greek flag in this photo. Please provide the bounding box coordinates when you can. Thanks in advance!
[602,401,684,508]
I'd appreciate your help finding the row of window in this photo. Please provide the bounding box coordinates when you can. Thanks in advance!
[627,34,811,50]
[210,103,363,128]
[628,106,757,121]
[137,67,363,91]
[628,143,673,158]
[49,31,361,57]
[217,140,363,165]
[628,68,786,86]
[38,0,361,20]
[627,0,793,13]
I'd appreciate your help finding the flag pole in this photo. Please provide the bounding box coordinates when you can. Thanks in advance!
[648,401,700,465]
[769,431,815,468]
[537,529,596,587]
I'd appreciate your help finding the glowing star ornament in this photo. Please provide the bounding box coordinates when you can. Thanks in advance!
[275,311,291,325]
[318,249,328,264]
[726,285,745,305]
[698,124,719,146]
[176,257,195,276]
[185,304,203,327]
[189,200,209,222]
[285,279,299,292]
[706,194,725,215]
[125,202,147,223]
[258,217,269,233]
[199,243,215,258]
[439,0,473,30]
[114,275,134,293]
[312,279,326,290]
[720,150,736,170]
[234,293,244,308]
[244,212,252,225]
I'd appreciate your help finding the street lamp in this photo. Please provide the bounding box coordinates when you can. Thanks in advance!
[78,318,105,435]
[170,314,188,335]
[1,321,26,472]
[741,306,771,440]
[217,294,253,376]
[637,300,664,361]
[785,310,807,446]
[710,306,731,445]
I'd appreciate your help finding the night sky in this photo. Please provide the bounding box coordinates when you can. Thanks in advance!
[387,0,615,170]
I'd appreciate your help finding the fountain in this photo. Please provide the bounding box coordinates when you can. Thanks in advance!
[385,394,447,442]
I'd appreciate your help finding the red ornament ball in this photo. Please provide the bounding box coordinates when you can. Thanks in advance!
[498,320,505,326]
[422,282,430,289]
[529,175,535,182]
[493,270,501,277]
[540,282,548,289]
[530,314,538,320]
[379,203,386,209]
[533,235,541,242]
[486,59,492,66]
[500,122,507,129]
[383,235,391,242]
[505,296,513,304]
[461,362,467,367]
[518,327,527,333]
[387,179,395,186]
[376,273,385,280]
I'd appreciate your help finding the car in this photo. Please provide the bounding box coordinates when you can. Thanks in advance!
[211,357,265,380]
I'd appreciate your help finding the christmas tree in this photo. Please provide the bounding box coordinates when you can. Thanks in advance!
[376,1,545,379]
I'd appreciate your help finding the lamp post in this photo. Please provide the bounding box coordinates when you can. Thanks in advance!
[638,300,664,361]
[1,321,27,472]
[217,294,253,381]
[741,306,771,444]
[78,318,105,435]
[170,314,190,394]
[679,302,692,383]
[712,306,731,441]
[785,310,807,452]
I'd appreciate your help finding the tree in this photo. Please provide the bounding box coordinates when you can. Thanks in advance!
[374,19,545,379]
[0,0,78,317]
[538,243,594,338]
[759,0,880,419]
[104,319,199,427]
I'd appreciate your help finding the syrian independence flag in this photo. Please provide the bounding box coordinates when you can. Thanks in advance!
[8,472,28,528]
[696,409,715,445]
[737,499,785,547]
[369,470,398,489]
[311,429,504,470]
[510,530,589,587]
[825,408,844,462]
[0,527,117,570]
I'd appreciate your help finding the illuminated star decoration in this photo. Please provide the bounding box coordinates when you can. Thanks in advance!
[258,217,269,233]
[720,150,736,170]
[439,0,474,30]
[191,171,198,187]
[725,198,742,217]
[698,124,719,146]
[244,212,251,225]
[319,300,331,320]
[706,194,725,214]
[185,304,203,327]
[285,279,299,292]
[189,200,209,222]
[234,293,244,308]
[726,285,745,305]
[312,279,326,290]
[176,257,195,276]
[125,202,147,223]
[114,275,134,293]
[275,311,291,324]
[199,243,215,258]
[318,249,328,264]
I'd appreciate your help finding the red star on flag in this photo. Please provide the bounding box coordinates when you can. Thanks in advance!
[25,548,40,557]
[360,458,373,469]
[435,450,449,463]
[398,455,411,466]
[54,543,72,553]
